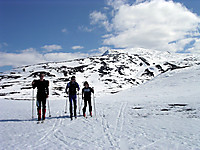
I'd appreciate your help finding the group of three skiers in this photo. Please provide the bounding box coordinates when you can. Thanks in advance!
[32,73,94,121]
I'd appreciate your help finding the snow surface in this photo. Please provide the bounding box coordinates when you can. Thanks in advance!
[1,65,200,150]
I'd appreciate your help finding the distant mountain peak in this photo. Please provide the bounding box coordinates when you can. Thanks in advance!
[102,49,122,56]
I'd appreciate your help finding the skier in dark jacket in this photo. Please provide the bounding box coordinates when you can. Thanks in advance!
[65,76,80,120]
[32,73,49,121]
[82,81,94,117]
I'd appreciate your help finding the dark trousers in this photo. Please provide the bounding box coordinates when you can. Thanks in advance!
[69,95,77,118]
[83,97,92,115]
[37,94,46,120]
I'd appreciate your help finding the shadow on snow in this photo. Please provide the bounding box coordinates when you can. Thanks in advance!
[0,114,82,123]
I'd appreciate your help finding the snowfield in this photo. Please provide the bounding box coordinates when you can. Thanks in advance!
[1,65,200,150]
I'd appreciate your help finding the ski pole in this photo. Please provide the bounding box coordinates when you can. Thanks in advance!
[65,98,68,113]
[92,88,96,117]
[80,98,83,114]
[78,92,81,114]
[32,89,34,119]
[47,98,51,117]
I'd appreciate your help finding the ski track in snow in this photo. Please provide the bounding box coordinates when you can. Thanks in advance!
[114,102,127,149]
[1,66,200,149]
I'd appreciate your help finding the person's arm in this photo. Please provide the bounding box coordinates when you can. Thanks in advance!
[46,80,49,98]
[77,82,80,91]
[65,83,69,94]
[32,80,37,89]
[82,88,84,100]
[91,87,94,94]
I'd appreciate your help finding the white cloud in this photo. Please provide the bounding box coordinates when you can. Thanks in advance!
[72,46,84,50]
[3,42,8,47]
[0,48,44,67]
[90,11,107,25]
[78,25,93,32]
[135,0,146,4]
[44,52,89,62]
[61,28,67,33]
[187,38,200,53]
[90,11,112,31]
[102,34,113,38]
[107,0,128,9]
[91,0,200,53]
[0,48,90,68]
[41,44,62,52]
[104,7,110,10]
[0,42,8,49]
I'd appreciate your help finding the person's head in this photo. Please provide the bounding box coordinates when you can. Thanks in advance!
[39,73,45,80]
[71,76,76,82]
[84,81,89,88]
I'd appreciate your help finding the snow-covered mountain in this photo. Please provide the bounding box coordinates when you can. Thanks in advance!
[0,48,200,100]
[1,61,200,149]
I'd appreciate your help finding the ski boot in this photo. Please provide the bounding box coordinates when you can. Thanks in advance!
[70,114,73,120]
[42,109,46,120]
[83,113,86,118]
[37,109,41,121]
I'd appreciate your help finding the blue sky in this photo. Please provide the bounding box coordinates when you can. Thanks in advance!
[0,0,200,72]
[0,0,105,53]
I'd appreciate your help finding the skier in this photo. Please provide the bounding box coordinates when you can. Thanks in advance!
[82,81,94,117]
[65,76,80,120]
[32,73,49,121]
